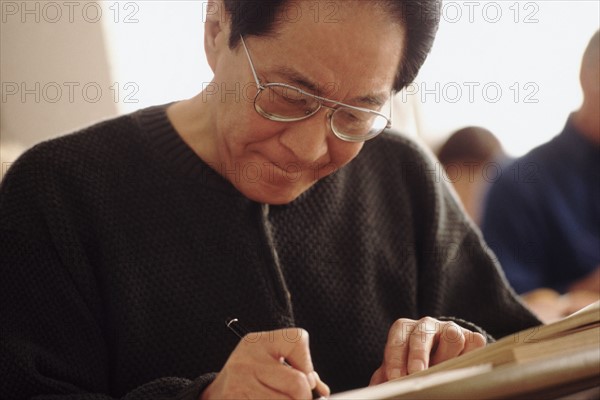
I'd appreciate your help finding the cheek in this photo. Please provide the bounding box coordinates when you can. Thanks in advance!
[220,102,283,149]
[323,141,364,175]
[336,142,364,164]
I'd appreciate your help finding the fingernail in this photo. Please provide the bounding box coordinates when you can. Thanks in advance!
[389,368,402,380]
[408,360,425,374]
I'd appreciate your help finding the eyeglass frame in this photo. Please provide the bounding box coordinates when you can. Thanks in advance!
[239,35,393,142]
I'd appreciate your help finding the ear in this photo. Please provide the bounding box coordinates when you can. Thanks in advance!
[204,0,230,73]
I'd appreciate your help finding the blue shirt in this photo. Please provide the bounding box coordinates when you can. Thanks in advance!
[481,117,600,294]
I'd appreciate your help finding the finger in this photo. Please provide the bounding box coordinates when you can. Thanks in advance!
[231,328,329,398]
[383,318,418,379]
[430,322,465,366]
[255,362,313,399]
[369,366,386,386]
[272,328,315,374]
[238,328,315,374]
[250,328,326,398]
[207,363,294,400]
[406,317,437,374]
[312,371,331,397]
[460,331,487,355]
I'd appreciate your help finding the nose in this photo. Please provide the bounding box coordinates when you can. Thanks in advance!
[278,110,330,165]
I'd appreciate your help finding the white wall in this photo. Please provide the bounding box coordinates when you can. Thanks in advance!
[99,1,208,113]
[100,0,600,156]
[0,0,118,160]
[414,1,600,156]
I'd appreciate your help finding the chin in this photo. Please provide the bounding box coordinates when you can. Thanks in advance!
[239,180,314,205]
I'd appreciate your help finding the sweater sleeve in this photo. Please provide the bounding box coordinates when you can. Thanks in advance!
[0,149,216,400]
[399,143,541,340]
[0,230,217,400]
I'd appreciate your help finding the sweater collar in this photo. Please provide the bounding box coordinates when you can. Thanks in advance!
[135,103,242,197]
[557,115,600,169]
[135,103,347,206]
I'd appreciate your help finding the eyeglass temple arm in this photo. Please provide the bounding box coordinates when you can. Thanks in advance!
[388,95,393,128]
[240,36,262,88]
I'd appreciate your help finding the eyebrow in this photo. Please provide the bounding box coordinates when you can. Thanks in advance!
[274,66,320,92]
[272,66,388,108]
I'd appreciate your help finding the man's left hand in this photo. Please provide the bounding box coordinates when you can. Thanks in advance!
[369,317,486,385]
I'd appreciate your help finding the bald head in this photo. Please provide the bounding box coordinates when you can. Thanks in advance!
[572,30,600,145]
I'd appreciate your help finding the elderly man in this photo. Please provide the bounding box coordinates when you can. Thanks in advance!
[1,1,539,399]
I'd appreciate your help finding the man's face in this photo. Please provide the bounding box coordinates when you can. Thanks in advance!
[207,2,405,204]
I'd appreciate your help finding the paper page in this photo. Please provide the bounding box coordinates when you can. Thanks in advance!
[329,364,493,400]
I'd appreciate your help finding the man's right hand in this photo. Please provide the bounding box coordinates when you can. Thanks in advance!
[201,328,330,399]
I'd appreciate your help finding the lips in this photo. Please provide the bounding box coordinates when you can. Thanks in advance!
[253,150,307,172]
[258,148,331,171]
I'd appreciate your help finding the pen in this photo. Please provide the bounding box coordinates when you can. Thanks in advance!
[225,318,327,400]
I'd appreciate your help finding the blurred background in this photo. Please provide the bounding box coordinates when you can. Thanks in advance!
[1,0,599,178]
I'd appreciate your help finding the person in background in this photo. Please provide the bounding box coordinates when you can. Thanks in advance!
[437,126,505,226]
[482,30,600,323]
[1,1,540,399]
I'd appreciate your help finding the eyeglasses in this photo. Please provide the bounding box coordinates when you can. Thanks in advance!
[240,36,392,142]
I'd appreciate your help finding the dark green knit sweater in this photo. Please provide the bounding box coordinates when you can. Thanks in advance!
[0,104,539,399]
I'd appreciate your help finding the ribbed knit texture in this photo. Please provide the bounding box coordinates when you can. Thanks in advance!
[0,104,539,399]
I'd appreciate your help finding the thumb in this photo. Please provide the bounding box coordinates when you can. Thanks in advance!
[273,328,314,373]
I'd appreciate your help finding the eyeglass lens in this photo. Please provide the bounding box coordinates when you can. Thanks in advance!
[255,84,388,140]
[258,84,321,119]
